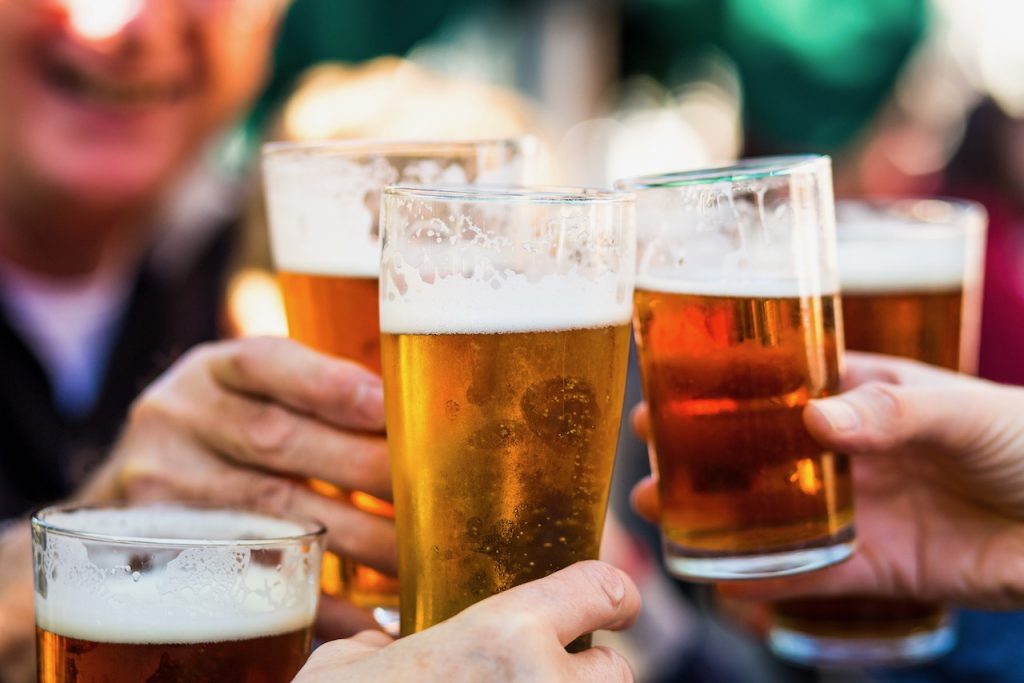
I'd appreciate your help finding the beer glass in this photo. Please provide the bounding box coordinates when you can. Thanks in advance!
[379,186,635,649]
[33,503,324,683]
[770,198,987,666]
[261,138,532,625]
[617,155,854,580]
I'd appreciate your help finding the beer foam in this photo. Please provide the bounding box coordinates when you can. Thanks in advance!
[838,230,967,294]
[263,153,385,278]
[34,508,320,645]
[380,272,633,334]
[634,275,837,299]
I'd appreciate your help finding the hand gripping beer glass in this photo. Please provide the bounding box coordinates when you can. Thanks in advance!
[261,138,532,626]
[770,198,987,667]
[617,155,854,580]
[379,186,635,650]
[33,503,324,683]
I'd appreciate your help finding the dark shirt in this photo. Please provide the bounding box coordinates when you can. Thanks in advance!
[0,221,234,520]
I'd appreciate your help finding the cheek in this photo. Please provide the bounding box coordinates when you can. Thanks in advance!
[199,27,272,129]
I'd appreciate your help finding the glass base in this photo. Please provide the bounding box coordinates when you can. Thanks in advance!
[768,621,956,668]
[663,528,855,581]
[374,606,401,637]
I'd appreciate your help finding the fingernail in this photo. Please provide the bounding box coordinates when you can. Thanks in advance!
[355,383,385,429]
[814,399,860,432]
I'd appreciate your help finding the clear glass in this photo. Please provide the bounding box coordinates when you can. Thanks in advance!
[618,155,854,580]
[769,197,987,667]
[33,503,325,683]
[261,137,534,630]
[379,185,635,650]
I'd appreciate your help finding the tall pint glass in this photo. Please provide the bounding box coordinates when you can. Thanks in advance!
[379,186,635,649]
[33,503,324,683]
[770,198,987,666]
[618,156,854,580]
[261,138,532,623]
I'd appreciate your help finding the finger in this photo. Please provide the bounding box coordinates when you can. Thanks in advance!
[160,459,397,573]
[207,337,385,432]
[805,379,1014,457]
[841,351,961,391]
[189,389,392,500]
[315,596,381,640]
[470,560,641,647]
[349,630,394,648]
[630,403,650,442]
[302,638,380,673]
[629,477,659,523]
[566,645,634,683]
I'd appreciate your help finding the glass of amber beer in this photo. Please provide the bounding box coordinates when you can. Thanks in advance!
[379,185,634,649]
[770,197,987,667]
[617,155,854,580]
[261,138,532,627]
[33,503,324,683]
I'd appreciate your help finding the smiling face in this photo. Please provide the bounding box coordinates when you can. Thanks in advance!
[0,0,279,214]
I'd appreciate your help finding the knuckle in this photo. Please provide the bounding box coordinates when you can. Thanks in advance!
[857,382,908,447]
[243,402,300,461]
[244,477,297,515]
[577,561,626,610]
[231,337,277,377]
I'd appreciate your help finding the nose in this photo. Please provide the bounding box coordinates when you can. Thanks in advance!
[59,0,187,52]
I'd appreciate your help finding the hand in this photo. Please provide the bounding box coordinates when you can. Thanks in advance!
[631,352,1024,609]
[294,561,640,683]
[80,336,395,634]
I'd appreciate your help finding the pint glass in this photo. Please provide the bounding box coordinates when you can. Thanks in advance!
[770,198,987,666]
[33,503,324,683]
[379,186,635,649]
[618,156,854,580]
[261,138,532,622]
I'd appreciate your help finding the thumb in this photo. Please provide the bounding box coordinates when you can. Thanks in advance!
[805,378,1024,459]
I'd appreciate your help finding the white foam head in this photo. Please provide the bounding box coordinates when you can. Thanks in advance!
[262,141,531,279]
[34,507,322,644]
[634,275,835,298]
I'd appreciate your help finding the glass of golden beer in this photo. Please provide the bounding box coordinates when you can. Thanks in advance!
[33,503,324,683]
[770,197,987,667]
[261,138,533,629]
[379,185,635,649]
[617,155,854,580]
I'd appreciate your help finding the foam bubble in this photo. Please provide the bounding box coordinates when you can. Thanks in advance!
[634,276,837,299]
[34,508,320,645]
[837,227,967,293]
[380,272,632,334]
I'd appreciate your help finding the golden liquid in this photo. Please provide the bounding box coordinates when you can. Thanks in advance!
[381,324,631,647]
[36,626,311,683]
[278,272,399,608]
[633,290,852,555]
[774,286,965,642]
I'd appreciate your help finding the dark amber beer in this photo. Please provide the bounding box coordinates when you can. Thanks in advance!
[634,288,851,559]
[33,505,324,683]
[37,627,311,683]
[770,199,987,666]
[263,139,531,615]
[620,156,853,580]
[380,186,634,648]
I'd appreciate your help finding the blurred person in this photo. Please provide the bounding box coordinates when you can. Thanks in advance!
[632,351,1024,606]
[0,2,398,679]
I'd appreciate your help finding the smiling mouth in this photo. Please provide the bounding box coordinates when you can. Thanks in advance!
[41,57,193,109]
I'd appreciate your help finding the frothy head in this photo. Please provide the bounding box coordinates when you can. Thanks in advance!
[33,506,323,644]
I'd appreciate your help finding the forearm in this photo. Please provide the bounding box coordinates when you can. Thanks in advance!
[0,521,37,683]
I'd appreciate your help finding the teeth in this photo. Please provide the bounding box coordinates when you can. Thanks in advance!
[45,60,186,106]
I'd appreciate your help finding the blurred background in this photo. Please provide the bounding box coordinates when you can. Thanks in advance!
[223,1,1024,681]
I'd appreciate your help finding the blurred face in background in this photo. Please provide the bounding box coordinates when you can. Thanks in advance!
[0,0,283,216]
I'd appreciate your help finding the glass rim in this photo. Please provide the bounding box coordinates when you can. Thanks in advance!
[31,502,327,548]
[615,154,830,189]
[261,135,535,160]
[836,197,987,226]
[383,184,634,205]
